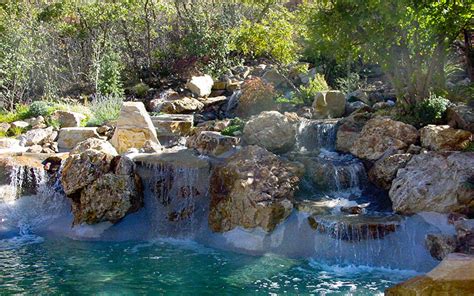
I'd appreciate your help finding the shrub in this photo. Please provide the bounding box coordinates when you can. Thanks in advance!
[221,118,245,136]
[413,94,450,127]
[336,73,365,95]
[232,7,300,65]
[87,95,123,126]
[7,126,26,137]
[0,104,31,123]
[94,49,124,97]
[236,77,277,117]
[29,101,54,117]
[132,83,150,97]
[297,74,329,105]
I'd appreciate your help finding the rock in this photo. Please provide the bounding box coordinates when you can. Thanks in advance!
[312,91,346,119]
[70,138,117,156]
[345,101,370,115]
[0,122,11,133]
[455,219,474,255]
[209,146,302,232]
[18,127,55,146]
[243,111,296,153]
[426,234,457,260]
[447,104,474,133]
[28,116,47,129]
[73,173,143,225]
[57,127,101,151]
[389,152,474,215]
[199,96,227,107]
[140,140,162,153]
[186,131,239,157]
[420,125,472,151]
[368,153,412,190]
[151,114,194,137]
[155,97,204,114]
[372,101,394,111]
[26,145,43,153]
[148,89,180,111]
[262,68,294,91]
[308,215,400,241]
[11,121,29,130]
[0,138,20,149]
[52,110,86,128]
[60,149,114,195]
[350,117,419,161]
[111,102,160,154]
[385,253,474,295]
[186,75,213,97]
[347,89,369,104]
[336,110,373,153]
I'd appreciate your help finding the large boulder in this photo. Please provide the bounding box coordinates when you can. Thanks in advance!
[386,253,474,295]
[368,153,412,190]
[350,117,419,161]
[73,173,142,225]
[60,149,115,195]
[52,110,86,128]
[312,91,346,119]
[18,127,56,146]
[420,125,472,152]
[57,127,101,151]
[151,114,194,137]
[336,110,373,153]
[425,234,457,261]
[111,102,160,154]
[243,111,296,153]
[447,103,474,133]
[70,138,117,156]
[186,75,213,97]
[209,146,303,232]
[186,131,239,157]
[389,152,474,215]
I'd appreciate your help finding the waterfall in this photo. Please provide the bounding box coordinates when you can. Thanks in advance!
[295,119,338,152]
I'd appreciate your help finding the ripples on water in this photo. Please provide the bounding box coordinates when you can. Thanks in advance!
[0,236,413,295]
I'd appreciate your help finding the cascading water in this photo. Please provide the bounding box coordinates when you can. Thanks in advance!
[295,118,338,152]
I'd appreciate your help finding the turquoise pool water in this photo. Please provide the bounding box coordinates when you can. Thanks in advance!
[0,234,415,295]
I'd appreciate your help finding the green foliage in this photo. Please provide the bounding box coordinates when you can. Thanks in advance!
[46,117,61,130]
[463,141,474,152]
[29,101,54,117]
[94,49,124,97]
[232,7,300,65]
[413,94,450,127]
[306,0,473,103]
[132,83,150,97]
[336,73,365,95]
[0,131,6,138]
[221,118,246,136]
[87,95,123,126]
[0,104,31,123]
[7,126,26,137]
[297,74,329,105]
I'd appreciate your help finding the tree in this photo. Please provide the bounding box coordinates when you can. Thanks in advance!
[306,0,473,106]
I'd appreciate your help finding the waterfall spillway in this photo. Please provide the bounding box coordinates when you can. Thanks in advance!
[295,118,338,152]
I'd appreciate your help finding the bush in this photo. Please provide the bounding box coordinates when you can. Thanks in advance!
[236,77,277,117]
[0,104,32,123]
[232,7,300,65]
[336,73,365,95]
[297,73,329,105]
[94,49,124,97]
[29,101,54,117]
[413,94,450,127]
[87,95,123,126]
[221,118,245,136]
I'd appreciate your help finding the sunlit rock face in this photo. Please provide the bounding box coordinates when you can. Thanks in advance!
[368,153,412,190]
[312,91,346,119]
[61,144,143,225]
[57,127,101,151]
[336,110,373,153]
[350,117,419,161]
[186,131,239,157]
[243,111,296,154]
[386,253,474,295]
[111,102,160,153]
[389,152,474,215]
[420,125,472,152]
[209,145,303,232]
